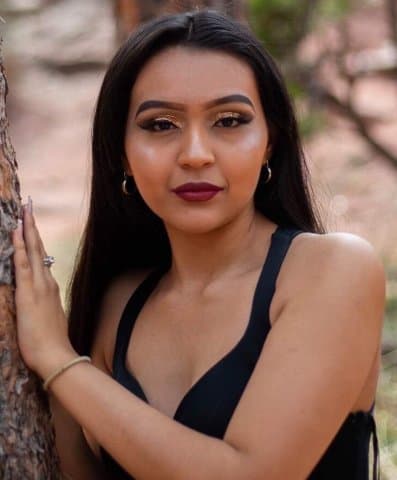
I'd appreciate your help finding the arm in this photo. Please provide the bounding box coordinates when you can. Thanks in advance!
[49,268,150,480]
[50,396,107,480]
[222,232,385,478]
[49,327,113,480]
[13,206,385,480]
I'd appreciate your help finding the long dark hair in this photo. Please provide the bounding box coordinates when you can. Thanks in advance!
[66,9,325,355]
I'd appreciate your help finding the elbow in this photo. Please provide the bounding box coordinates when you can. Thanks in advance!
[231,451,293,480]
[223,449,272,480]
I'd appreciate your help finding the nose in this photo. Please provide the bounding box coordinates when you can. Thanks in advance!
[177,125,215,168]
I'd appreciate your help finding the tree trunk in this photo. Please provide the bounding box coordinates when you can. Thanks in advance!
[0,40,61,479]
[114,0,248,43]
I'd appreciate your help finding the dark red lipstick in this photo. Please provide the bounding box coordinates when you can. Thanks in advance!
[172,182,224,201]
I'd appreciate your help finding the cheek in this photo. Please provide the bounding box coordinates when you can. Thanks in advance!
[221,130,267,191]
[227,161,262,200]
[126,134,158,171]
[238,127,269,153]
[124,137,188,220]
[125,136,172,191]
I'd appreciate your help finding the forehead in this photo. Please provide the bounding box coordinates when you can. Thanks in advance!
[130,46,261,109]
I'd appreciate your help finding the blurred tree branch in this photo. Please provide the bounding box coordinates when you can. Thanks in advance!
[316,86,397,167]
[252,0,397,169]
[308,14,397,168]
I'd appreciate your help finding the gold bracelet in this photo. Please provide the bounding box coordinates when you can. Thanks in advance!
[43,356,91,391]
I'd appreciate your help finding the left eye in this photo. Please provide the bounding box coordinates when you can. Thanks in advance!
[214,115,250,128]
[150,119,176,131]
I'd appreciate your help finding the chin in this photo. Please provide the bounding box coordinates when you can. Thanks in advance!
[163,211,234,235]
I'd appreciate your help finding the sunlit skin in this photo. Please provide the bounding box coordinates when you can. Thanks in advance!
[10,45,385,480]
[124,46,274,289]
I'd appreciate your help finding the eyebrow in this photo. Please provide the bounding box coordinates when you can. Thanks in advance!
[134,94,255,118]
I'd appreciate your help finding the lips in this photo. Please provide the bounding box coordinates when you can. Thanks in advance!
[172,182,224,202]
[172,182,223,193]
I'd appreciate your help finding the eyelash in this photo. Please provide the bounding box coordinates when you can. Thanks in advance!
[139,114,252,132]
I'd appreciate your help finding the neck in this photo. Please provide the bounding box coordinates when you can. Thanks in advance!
[163,207,275,294]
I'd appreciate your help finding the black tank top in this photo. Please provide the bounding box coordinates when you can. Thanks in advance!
[101,225,379,479]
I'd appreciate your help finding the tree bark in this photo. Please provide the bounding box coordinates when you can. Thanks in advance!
[114,0,247,43]
[0,39,61,479]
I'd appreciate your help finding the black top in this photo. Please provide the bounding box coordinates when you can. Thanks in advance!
[101,225,379,479]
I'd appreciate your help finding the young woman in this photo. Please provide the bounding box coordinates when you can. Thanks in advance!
[13,10,385,480]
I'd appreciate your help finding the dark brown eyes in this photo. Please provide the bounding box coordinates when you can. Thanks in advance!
[139,114,252,132]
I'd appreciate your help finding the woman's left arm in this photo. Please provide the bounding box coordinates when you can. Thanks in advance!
[13,204,385,480]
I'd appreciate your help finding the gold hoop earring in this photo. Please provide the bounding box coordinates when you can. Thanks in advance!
[122,171,134,196]
[263,162,272,184]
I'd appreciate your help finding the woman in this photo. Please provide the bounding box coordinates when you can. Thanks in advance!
[13,10,385,480]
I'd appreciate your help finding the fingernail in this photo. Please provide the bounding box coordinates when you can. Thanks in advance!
[27,196,33,214]
[12,219,21,231]
[16,219,23,238]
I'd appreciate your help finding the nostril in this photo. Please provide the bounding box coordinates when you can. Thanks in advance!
[177,150,215,167]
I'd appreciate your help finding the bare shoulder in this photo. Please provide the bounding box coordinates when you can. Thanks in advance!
[272,230,386,334]
[276,230,386,315]
[286,230,384,268]
[90,268,153,374]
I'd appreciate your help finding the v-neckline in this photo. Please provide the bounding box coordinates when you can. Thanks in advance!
[120,225,283,420]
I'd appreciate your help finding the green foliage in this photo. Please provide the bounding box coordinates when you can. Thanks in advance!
[319,0,352,19]
[298,109,326,138]
[248,0,354,58]
[248,0,356,134]
[248,0,304,58]
[285,79,305,98]
[386,295,397,319]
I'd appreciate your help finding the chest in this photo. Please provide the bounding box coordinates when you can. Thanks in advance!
[124,272,280,419]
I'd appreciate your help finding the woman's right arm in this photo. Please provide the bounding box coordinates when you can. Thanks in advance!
[50,269,150,479]
[49,298,114,480]
[50,395,108,480]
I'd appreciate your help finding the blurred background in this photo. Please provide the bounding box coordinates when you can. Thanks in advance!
[0,0,396,477]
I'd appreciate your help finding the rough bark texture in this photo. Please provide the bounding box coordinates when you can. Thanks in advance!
[114,0,247,42]
[0,38,61,479]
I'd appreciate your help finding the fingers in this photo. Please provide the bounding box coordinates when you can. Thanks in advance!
[22,198,45,279]
[13,198,56,290]
[13,219,33,290]
[23,200,55,284]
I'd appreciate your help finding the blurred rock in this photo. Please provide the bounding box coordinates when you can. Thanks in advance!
[1,0,115,70]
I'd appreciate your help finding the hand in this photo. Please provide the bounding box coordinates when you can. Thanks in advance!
[12,198,76,378]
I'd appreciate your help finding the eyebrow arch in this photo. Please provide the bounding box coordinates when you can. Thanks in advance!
[134,94,255,118]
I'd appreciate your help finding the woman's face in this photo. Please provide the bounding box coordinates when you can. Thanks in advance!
[124,46,270,234]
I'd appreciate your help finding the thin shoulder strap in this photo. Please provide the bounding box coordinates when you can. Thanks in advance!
[255,226,304,307]
[245,226,304,354]
[112,266,167,375]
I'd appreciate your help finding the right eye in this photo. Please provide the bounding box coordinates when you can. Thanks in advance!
[139,118,178,132]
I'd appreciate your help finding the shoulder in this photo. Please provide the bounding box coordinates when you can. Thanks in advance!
[275,231,385,326]
[297,231,384,281]
[90,268,153,374]
[282,230,385,285]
